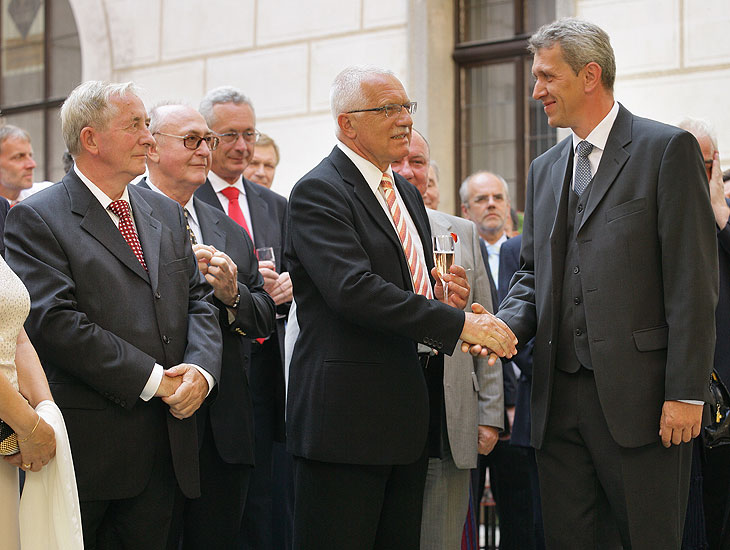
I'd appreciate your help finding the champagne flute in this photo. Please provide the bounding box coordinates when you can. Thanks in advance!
[256,246,276,271]
[432,234,455,302]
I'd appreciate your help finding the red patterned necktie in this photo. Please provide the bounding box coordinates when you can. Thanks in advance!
[220,186,252,240]
[108,199,148,271]
[379,174,433,298]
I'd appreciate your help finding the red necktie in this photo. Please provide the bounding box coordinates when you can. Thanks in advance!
[380,174,432,298]
[108,199,148,271]
[220,186,267,343]
[220,186,252,240]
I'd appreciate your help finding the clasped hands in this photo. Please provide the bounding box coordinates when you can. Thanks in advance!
[154,364,208,420]
[460,303,517,366]
[194,244,239,307]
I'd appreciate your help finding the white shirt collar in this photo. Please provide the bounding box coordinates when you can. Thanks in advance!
[144,178,199,226]
[74,165,131,209]
[208,170,245,196]
[336,141,394,192]
[571,101,619,153]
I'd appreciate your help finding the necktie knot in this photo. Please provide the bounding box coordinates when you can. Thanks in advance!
[576,140,593,159]
[220,186,240,202]
[380,173,394,190]
[108,199,131,219]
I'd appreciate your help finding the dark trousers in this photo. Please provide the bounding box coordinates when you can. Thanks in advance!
[538,368,692,550]
[168,416,252,550]
[81,438,176,550]
[476,439,535,550]
[271,441,295,550]
[702,444,730,549]
[239,340,280,550]
[292,450,429,550]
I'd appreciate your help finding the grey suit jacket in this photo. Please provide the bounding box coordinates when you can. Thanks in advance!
[497,104,718,449]
[4,173,222,500]
[427,209,503,469]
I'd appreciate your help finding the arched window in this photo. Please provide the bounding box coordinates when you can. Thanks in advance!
[0,0,81,181]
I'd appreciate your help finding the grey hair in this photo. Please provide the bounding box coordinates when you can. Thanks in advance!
[148,101,189,135]
[529,18,616,91]
[677,117,718,153]
[329,66,395,120]
[459,171,510,206]
[0,124,31,153]
[199,86,255,128]
[60,81,138,156]
[429,160,440,182]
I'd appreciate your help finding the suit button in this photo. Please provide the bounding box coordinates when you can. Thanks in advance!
[154,292,161,299]
[573,266,580,274]
[121,401,127,407]
[548,339,552,346]
[114,397,120,404]
[575,329,582,336]
[577,204,584,213]
[162,335,171,344]
[574,297,581,305]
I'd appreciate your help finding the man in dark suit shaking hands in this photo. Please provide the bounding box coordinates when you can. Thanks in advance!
[4,82,223,549]
[285,66,517,550]
[496,20,718,549]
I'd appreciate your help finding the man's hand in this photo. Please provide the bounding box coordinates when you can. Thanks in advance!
[154,373,182,398]
[478,425,499,455]
[205,250,239,306]
[161,364,209,419]
[193,243,216,275]
[658,400,703,448]
[270,272,293,305]
[460,302,517,364]
[709,152,730,228]
[433,265,470,310]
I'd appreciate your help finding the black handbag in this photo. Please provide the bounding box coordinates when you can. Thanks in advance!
[703,370,730,448]
[0,419,19,456]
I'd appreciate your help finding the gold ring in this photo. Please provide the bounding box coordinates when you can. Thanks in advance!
[22,463,31,469]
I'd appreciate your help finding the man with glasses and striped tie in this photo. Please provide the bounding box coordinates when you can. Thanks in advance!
[284,66,517,550]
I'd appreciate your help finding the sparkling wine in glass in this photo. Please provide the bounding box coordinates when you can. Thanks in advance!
[432,234,455,301]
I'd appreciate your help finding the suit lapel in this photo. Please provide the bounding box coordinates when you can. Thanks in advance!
[68,173,150,283]
[128,184,161,290]
[329,148,412,285]
[195,198,227,250]
[578,104,632,232]
[243,179,271,248]
[196,179,224,212]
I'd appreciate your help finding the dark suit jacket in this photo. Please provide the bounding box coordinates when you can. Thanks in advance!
[0,196,8,256]
[4,171,222,500]
[498,235,534,448]
[195,177,289,437]
[497,104,719,449]
[714,200,730,385]
[139,178,276,465]
[284,146,464,465]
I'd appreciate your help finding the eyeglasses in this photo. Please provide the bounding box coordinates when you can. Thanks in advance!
[216,129,261,144]
[154,132,219,150]
[346,102,417,118]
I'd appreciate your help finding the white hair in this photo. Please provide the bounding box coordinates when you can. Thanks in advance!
[329,66,395,120]
[677,117,718,152]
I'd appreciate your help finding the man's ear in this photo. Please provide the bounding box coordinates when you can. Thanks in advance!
[79,127,99,156]
[337,113,357,139]
[147,141,160,164]
[583,61,603,93]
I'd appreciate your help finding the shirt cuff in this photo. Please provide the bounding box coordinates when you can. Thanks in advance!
[678,399,704,405]
[190,364,215,396]
[140,363,164,401]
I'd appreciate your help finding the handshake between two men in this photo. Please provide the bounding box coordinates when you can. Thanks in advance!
[433,264,518,365]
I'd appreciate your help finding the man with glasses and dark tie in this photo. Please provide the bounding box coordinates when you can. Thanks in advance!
[285,66,517,550]
[137,103,276,549]
[4,81,223,548]
[196,86,292,550]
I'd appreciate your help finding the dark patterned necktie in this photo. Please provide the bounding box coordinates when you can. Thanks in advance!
[574,140,594,196]
[184,208,198,245]
[108,199,147,271]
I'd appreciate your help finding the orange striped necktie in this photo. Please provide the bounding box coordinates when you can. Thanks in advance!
[379,174,433,298]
